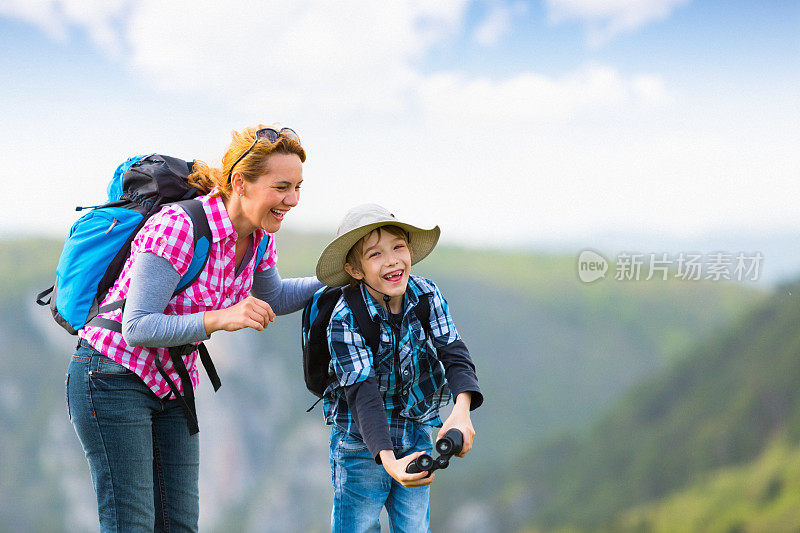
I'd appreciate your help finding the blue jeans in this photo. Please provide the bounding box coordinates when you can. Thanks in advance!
[329,424,433,533]
[66,341,199,532]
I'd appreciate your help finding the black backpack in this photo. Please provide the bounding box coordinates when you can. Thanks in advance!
[301,284,430,408]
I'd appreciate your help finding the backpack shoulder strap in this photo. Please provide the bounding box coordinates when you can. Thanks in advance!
[414,292,432,338]
[174,199,212,295]
[83,198,209,332]
[254,233,271,269]
[343,285,380,359]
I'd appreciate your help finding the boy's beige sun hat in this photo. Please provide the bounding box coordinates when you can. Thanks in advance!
[316,204,441,287]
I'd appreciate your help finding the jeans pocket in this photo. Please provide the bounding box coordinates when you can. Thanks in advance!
[89,356,141,396]
[65,373,71,421]
[95,356,133,376]
[337,431,369,453]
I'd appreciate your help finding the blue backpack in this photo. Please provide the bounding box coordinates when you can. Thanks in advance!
[36,154,270,434]
[37,154,210,333]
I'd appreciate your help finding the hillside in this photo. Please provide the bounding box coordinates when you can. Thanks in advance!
[0,235,764,531]
[508,279,800,531]
[613,437,800,532]
[0,238,69,530]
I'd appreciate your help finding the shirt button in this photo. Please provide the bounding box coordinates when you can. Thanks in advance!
[403,370,409,376]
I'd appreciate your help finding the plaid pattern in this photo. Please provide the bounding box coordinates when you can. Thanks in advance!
[79,189,277,398]
[323,276,459,446]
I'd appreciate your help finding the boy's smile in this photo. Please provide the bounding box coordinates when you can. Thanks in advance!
[383,268,404,284]
[346,228,411,313]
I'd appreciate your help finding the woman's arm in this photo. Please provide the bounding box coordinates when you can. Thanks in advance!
[123,253,277,346]
[121,252,209,347]
[250,265,323,315]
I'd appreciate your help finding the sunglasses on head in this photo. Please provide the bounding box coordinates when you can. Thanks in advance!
[228,127,301,183]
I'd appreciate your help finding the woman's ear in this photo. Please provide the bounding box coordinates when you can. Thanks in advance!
[344,262,363,280]
[231,172,245,196]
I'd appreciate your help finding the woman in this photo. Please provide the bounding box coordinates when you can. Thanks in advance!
[66,125,322,531]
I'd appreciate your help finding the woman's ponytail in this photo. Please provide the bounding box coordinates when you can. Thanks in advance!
[188,160,223,196]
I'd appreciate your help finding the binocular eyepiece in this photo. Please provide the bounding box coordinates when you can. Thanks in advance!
[406,428,464,476]
[435,428,463,456]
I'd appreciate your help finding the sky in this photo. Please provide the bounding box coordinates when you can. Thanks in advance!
[1,0,799,255]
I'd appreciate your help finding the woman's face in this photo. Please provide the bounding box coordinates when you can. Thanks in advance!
[241,152,303,234]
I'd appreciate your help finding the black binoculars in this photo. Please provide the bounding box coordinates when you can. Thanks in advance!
[405,429,464,475]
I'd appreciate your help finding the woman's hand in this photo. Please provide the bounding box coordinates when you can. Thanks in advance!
[438,392,475,457]
[203,296,276,334]
[379,450,436,487]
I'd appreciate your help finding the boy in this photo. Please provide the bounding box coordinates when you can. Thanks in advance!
[315,204,483,532]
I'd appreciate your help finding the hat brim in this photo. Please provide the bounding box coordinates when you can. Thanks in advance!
[316,222,440,287]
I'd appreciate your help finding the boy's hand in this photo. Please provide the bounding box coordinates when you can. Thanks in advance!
[439,392,475,457]
[379,450,436,487]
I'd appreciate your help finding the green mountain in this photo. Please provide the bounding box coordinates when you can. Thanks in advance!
[0,236,764,531]
[508,279,800,532]
[613,437,800,532]
[0,239,68,530]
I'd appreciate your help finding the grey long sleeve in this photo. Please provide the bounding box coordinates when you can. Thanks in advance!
[122,252,323,348]
[122,252,209,347]
[250,266,323,315]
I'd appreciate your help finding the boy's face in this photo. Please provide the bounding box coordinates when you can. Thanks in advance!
[345,228,411,305]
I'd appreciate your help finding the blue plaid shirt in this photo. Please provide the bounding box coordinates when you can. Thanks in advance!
[323,276,460,446]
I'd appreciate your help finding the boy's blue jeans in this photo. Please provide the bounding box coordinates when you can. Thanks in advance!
[330,423,433,533]
[66,341,199,532]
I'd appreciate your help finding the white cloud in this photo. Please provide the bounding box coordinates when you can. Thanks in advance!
[1,0,472,116]
[545,0,691,46]
[417,64,670,124]
[0,0,127,53]
[123,1,472,118]
[3,1,668,122]
[3,0,799,250]
[0,0,69,41]
[473,1,524,46]
[631,74,673,106]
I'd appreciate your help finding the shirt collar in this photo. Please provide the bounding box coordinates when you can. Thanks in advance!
[361,279,421,322]
[202,189,237,243]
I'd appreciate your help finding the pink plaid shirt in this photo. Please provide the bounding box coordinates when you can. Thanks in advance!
[78,189,277,398]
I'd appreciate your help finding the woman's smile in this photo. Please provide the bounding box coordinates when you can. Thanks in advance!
[270,208,288,221]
